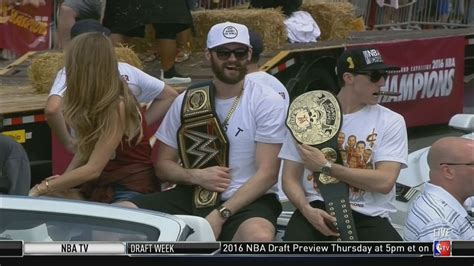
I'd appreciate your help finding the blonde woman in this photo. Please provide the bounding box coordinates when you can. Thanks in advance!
[29,32,161,203]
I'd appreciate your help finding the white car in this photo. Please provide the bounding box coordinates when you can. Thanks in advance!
[390,114,474,235]
[0,195,215,242]
[3,115,472,242]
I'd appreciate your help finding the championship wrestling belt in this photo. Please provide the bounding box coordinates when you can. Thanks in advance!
[178,82,229,211]
[286,90,358,241]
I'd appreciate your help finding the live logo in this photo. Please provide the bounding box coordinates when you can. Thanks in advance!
[434,228,451,238]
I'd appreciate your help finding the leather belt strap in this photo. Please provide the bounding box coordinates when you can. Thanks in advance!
[178,82,229,214]
[286,90,358,241]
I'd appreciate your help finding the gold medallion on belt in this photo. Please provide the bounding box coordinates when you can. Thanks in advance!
[286,90,341,146]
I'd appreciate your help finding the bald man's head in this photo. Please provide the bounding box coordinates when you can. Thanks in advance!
[428,137,473,170]
[427,137,474,203]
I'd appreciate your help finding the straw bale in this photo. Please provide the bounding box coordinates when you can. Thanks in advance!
[351,16,366,32]
[28,52,64,94]
[124,38,154,54]
[191,8,287,52]
[114,46,143,70]
[302,1,357,40]
[28,47,143,94]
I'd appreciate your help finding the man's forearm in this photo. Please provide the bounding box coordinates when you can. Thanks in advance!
[145,86,178,125]
[221,143,282,213]
[330,162,400,194]
[145,98,174,126]
[282,161,311,213]
[155,159,195,184]
[57,4,76,49]
[221,168,277,214]
[46,111,74,149]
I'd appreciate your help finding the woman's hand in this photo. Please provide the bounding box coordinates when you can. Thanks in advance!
[28,182,44,196]
[28,175,59,196]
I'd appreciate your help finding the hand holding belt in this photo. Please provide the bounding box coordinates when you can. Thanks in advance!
[286,90,358,241]
[178,83,229,212]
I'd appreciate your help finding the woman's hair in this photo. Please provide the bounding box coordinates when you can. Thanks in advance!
[63,32,142,163]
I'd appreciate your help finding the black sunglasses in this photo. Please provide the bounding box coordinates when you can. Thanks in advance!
[354,71,388,82]
[212,47,249,61]
[440,162,474,166]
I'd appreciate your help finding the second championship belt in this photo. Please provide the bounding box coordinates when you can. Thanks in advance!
[286,90,358,241]
[177,83,229,214]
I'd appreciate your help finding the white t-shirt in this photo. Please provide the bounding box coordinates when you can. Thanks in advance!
[49,62,165,103]
[246,72,289,107]
[156,79,288,200]
[246,71,290,201]
[279,104,408,218]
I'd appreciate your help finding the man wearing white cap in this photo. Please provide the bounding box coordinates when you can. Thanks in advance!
[120,21,287,241]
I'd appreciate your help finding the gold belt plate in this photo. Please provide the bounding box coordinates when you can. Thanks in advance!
[286,90,342,146]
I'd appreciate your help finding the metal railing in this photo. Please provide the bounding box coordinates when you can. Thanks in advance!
[192,0,249,10]
[410,0,473,28]
[371,0,419,29]
[349,0,474,30]
[314,0,473,29]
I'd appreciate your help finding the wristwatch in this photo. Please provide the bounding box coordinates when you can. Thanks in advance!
[321,161,332,176]
[216,205,232,220]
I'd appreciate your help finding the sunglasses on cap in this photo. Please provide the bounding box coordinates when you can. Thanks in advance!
[353,71,388,83]
[212,47,249,61]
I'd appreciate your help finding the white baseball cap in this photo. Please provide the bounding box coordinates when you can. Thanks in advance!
[206,21,251,49]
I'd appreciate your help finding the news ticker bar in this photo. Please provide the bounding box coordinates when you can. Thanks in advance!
[0,241,472,257]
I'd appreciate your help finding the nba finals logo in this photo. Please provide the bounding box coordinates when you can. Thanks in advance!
[433,241,451,257]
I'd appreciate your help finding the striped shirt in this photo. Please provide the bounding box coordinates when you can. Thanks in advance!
[404,183,474,241]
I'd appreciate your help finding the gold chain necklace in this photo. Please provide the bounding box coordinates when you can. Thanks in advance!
[222,88,243,132]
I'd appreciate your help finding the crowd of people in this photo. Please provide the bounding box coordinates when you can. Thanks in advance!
[1,0,473,242]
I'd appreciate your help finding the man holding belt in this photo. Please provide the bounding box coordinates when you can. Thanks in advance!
[280,47,408,241]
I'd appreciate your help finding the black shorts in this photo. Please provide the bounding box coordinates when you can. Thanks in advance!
[118,23,190,39]
[131,185,282,241]
[284,200,402,241]
[102,0,192,38]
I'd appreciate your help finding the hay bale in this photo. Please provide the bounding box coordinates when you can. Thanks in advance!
[302,1,357,40]
[28,52,64,94]
[28,47,143,94]
[192,8,287,52]
[115,46,143,70]
[351,16,366,32]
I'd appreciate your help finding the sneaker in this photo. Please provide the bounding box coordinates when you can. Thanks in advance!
[143,53,158,63]
[175,49,190,63]
[160,69,191,85]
